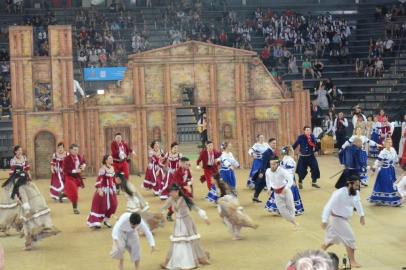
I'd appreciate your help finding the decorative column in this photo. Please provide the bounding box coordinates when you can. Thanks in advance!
[48,25,76,146]
[9,26,33,150]
[209,63,219,148]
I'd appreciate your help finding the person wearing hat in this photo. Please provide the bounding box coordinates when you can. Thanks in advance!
[321,175,365,268]
[265,158,299,228]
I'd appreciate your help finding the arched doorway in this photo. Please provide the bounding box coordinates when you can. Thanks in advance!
[34,131,56,179]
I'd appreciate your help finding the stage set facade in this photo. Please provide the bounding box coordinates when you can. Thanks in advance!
[9,25,310,178]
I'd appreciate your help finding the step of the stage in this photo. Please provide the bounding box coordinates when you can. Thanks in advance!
[179,143,200,160]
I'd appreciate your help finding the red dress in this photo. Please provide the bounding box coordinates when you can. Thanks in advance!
[160,153,182,200]
[63,154,86,204]
[49,152,67,200]
[379,123,392,145]
[166,166,193,216]
[196,149,221,190]
[87,166,118,227]
[111,141,132,180]
[143,150,165,195]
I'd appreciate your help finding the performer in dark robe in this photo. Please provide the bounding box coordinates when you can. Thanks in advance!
[335,137,363,189]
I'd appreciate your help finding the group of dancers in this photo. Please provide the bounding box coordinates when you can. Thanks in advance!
[1,119,406,269]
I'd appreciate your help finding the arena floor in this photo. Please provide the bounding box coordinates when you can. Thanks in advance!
[1,155,405,270]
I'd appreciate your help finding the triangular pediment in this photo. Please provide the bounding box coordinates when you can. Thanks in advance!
[128,41,257,61]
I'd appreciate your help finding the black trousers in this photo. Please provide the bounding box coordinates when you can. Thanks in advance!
[253,173,266,198]
[335,130,347,149]
[200,129,208,146]
[296,155,320,183]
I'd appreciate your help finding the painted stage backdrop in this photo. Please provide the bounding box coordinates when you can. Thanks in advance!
[9,25,310,178]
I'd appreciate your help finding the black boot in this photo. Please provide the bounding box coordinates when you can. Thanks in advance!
[73,203,80,215]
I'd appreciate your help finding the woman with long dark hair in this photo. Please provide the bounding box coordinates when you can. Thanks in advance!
[143,140,166,196]
[87,154,118,229]
[160,184,210,269]
[0,145,59,250]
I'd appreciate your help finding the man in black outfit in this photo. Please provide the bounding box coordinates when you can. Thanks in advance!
[252,138,277,203]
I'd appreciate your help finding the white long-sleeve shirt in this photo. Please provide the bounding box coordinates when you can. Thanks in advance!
[265,166,293,190]
[112,213,155,247]
[321,187,365,223]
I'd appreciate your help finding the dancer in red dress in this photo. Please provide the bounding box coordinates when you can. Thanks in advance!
[160,142,182,200]
[143,141,165,196]
[87,155,118,229]
[110,133,135,194]
[50,142,67,202]
[63,144,86,214]
[379,115,393,145]
[197,141,224,200]
[164,156,193,221]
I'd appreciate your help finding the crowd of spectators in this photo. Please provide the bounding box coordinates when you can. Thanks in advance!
[74,9,150,68]
[0,52,10,118]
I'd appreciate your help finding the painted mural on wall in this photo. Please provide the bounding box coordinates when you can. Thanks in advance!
[254,106,280,120]
[170,64,194,104]
[34,82,52,111]
[145,65,164,104]
[252,64,283,100]
[217,63,235,104]
[97,79,134,106]
[194,64,210,104]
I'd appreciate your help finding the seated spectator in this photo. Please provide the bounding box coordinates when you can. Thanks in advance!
[364,57,375,77]
[383,37,394,56]
[1,62,9,77]
[260,46,271,67]
[374,57,384,77]
[286,250,334,270]
[302,58,314,79]
[313,59,324,79]
[288,56,298,74]
[327,85,344,107]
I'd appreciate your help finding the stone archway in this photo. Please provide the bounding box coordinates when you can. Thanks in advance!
[34,131,56,179]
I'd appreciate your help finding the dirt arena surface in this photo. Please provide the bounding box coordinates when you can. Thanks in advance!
[1,155,405,270]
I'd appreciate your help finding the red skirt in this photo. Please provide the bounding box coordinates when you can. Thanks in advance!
[160,170,175,200]
[143,165,164,195]
[64,175,83,204]
[87,188,117,227]
[50,172,64,200]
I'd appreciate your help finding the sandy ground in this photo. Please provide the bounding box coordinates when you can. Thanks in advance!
[1,155,406,270]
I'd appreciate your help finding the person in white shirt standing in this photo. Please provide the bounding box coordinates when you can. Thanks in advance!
[265,159,298,228]
[110,212,156,270]
[321,175,365,268]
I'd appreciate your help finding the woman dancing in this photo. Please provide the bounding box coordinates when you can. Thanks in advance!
[143,141,166,196]
[0,145,59,250]
[49,142,67,202]
[217,194,258,240]
[246,134,269,189]
[368,138,402,206]
[265,146,304,216]
[219,142,240,195]
[160,184,210,270]
[160,142,182,200]
[87,155,118,229]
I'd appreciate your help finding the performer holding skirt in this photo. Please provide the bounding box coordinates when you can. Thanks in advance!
[265,146,304,215]
[160,142,182,200]
[246,135,269,189]
[218,194,258,240]
[219,142,239,195]
[341,127,379,186]
[143,141,165,196]
[160,184,210,270]
[87,155,118,229]
[50,142,67,201]
[1,145,59,250]
[368,138,402,206]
